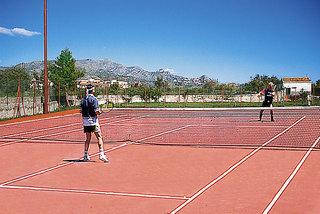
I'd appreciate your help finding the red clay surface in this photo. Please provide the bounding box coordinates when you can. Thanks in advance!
[0,109,79,125]
[177,150,308,213]
[0,109,319,213]
[0,188,182,214]
[10,146,249,196]
[270,151,320,213]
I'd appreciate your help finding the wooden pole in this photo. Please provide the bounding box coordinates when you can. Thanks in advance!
[43,0,49,114]
[33,81,36,114]
[58,81,61,110]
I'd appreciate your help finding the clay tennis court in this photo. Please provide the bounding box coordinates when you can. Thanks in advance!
[0,107,320,213]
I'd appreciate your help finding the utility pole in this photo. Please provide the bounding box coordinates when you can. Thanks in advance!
[43,0,49,113]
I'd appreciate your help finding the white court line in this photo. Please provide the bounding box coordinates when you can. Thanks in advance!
[0,143,129,186]
[0,112,79,127]
[0,124,189,186]
[5,139,83,144]
[190,124,288,128]
[133,125,191,143]
[108,123,287,129]
[115,106,320,111]
[0,114,126,139]
[263,135,320,214]
[0,116,138,148]
[170,116,306,214]
[0,185,189,201]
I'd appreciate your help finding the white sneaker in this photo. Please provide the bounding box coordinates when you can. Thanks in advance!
[83,153,91,161]
[99,154,109,163]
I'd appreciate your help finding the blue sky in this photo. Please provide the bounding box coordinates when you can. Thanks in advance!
[1,0,319,83]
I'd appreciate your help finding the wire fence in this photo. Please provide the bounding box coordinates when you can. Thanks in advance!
[0,80,319,119]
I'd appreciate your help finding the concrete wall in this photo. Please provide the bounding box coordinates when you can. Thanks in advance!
[98,92,283,104]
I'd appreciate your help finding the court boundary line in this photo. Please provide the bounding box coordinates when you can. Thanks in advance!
[115,106,320,111]
[0,124,190,186]
[170,116,306,214]
[132,125,191,143]
[0,112,79,127]
[0,114,127,139]
[0,143,129,186]
[0,185,190,201]
[0,116,140,148]
[107,123,288,129]
[192,124,289,128]
[263,135,320,214]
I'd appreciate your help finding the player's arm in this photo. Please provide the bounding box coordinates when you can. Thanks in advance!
[258,89,265,98]
[93,98,102,115]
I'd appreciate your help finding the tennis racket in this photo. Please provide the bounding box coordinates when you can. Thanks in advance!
[99,100,114,113]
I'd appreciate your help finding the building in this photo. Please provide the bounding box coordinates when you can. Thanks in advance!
[282,76,312,95]
[77,76,102,88]
[110,80,129,89]
[77,77,129,89]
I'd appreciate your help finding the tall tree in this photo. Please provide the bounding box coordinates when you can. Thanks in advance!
[243,74,282,93]
[48,48,85,106]
[313,79,320,96]
[0,66,31,96]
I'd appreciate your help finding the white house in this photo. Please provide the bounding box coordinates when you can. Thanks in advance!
[282,77,312,95]
[77,76,102,88]
[110,80,129,88]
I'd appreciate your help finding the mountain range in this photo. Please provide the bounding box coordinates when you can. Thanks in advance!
[1,59,213,86]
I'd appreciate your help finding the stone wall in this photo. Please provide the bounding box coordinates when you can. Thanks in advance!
[0,97,58,119]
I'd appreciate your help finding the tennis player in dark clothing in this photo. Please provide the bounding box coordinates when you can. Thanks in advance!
[258,82,275,122]
[80,84,108,162]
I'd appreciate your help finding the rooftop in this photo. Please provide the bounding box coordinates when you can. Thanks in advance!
[283,77,311,83]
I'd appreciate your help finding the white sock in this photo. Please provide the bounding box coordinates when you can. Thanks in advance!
[99,150,105,156]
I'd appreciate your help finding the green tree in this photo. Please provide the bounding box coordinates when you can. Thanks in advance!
[153,77,168,100]
[243,74,282,93]
[155,76,166,88]
[109,82,120,94]
[150,87,162,102]
[202,80,217,93]
[313,79,320,96]
[0,66,31,97]
[137,86,152,102]
[48,48,85,106]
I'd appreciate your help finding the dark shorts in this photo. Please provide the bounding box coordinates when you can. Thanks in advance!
[262,101,273,107]
[83,123,101,133]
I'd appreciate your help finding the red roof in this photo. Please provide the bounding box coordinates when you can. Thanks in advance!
[282,77,311,83]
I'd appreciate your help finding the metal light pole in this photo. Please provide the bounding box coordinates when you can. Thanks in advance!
[43,0,49,114]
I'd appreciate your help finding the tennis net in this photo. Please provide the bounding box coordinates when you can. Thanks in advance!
[1,107,319,150]
[119,106,320,150]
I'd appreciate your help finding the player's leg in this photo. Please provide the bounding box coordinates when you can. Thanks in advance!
[270,110,274,122]
[83,131,92,161]
[270,103,274,122]
[259,110,264,121]
[94,124,108,163]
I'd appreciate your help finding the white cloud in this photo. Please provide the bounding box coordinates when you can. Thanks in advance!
[0,27,14,35]
[0,26,41,36]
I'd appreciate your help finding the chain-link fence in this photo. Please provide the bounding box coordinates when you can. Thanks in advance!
[1,80,319,119]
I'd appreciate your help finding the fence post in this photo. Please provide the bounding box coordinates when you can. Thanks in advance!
[33,80,36,114]
[58,81,61,110]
